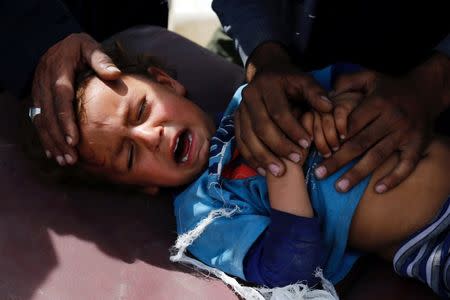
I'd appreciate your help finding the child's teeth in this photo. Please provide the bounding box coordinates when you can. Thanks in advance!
[180,133,192,163]
[174,137,179,154]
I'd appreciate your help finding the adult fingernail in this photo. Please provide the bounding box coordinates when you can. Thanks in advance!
[340,134,346,140]
[315,166,327,179]
[337,179,350,192]
[289,152,301,163]
[257,167,266,176]
[332,146,339,152]
[321,96,332,103]
[268,164,281,177]
[66,136,73,145]
[106,66,120,73]
[45,150,52,159]
[64,154,73,165]
[323,152,331,158]
[375,184,387,194]
[56,156,66,166]
[299,139,309,149]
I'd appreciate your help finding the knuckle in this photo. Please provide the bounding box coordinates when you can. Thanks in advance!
[368,147,387,164]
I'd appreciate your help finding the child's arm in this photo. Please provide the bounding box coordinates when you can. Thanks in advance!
[243,157,325,287]
[267,158,313,217]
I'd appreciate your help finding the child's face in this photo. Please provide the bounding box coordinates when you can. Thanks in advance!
[77,67,215,194]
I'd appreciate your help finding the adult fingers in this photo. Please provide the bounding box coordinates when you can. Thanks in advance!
[238,103,286,176]
[234,109,261,174]
[332,70,376,96]
[332,131,398,192]
[80,34,121,80]
[373,133,424,193]
[314,115,390,181]
[32,72,70,165]
[287,74,333,113]
[52,73,79,163]
[261,82,312,150]
[345,95,382,139]
[243,85,304,167]
[32,113,65,165]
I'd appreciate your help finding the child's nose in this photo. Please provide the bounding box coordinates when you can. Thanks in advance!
[133,125,163,151]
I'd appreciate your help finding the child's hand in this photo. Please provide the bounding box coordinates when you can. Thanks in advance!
[300,92,363,157]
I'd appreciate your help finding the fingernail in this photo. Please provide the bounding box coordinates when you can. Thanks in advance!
[45,150,52,159]
[332,146,339,152]
[340,134,346,140]
[323,152,331,158]
[337,179,350,192]
[321,95,332,103]
[106,66,120,73]
[64,154,73,165]
[268,164,281,177]
[289,152,301,163]
[257,167,266,176]
[375,184,387,194]
[299,139,309,149]
[315,166,327,179]
[56,156,66,166]
[66,136,73,145]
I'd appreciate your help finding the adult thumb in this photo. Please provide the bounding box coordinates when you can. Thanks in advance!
[331,71,376,97]
[89,48,121,80]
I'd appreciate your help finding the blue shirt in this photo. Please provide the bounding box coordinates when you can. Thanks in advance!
[174,65,371,286]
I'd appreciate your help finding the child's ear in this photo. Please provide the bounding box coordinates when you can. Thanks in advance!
[142,185,160,195]
[147,67,186,96]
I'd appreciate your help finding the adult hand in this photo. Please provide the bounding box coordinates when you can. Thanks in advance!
[235,42,333,177]
[315,53,450,193]
[31,33,121,166]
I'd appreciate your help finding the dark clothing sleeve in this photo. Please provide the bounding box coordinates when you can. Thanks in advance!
[1,0,81,97]
[243,209,325,287]
[212,0,290,66]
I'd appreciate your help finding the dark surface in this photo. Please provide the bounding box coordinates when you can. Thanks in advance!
[0,26,440,299]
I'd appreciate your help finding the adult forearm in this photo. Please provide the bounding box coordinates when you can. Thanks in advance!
[212,0,289,67]
[267,158,313,217]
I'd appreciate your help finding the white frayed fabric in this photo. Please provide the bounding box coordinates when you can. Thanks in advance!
[170,208,339,300]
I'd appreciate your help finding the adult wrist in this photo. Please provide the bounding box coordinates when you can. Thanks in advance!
[245,42,292,81]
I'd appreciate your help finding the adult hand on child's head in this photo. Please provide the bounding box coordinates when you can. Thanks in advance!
[31,33,121,166]
[235,42,333,177]
[315,53,450,194]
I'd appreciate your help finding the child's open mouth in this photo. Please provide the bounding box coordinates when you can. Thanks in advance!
[173,129,192,164]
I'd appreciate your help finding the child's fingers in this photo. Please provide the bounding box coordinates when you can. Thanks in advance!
[300,111,314,138]
[320,112,340,152]
[333,92,364,140]
[313,111,332,157]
